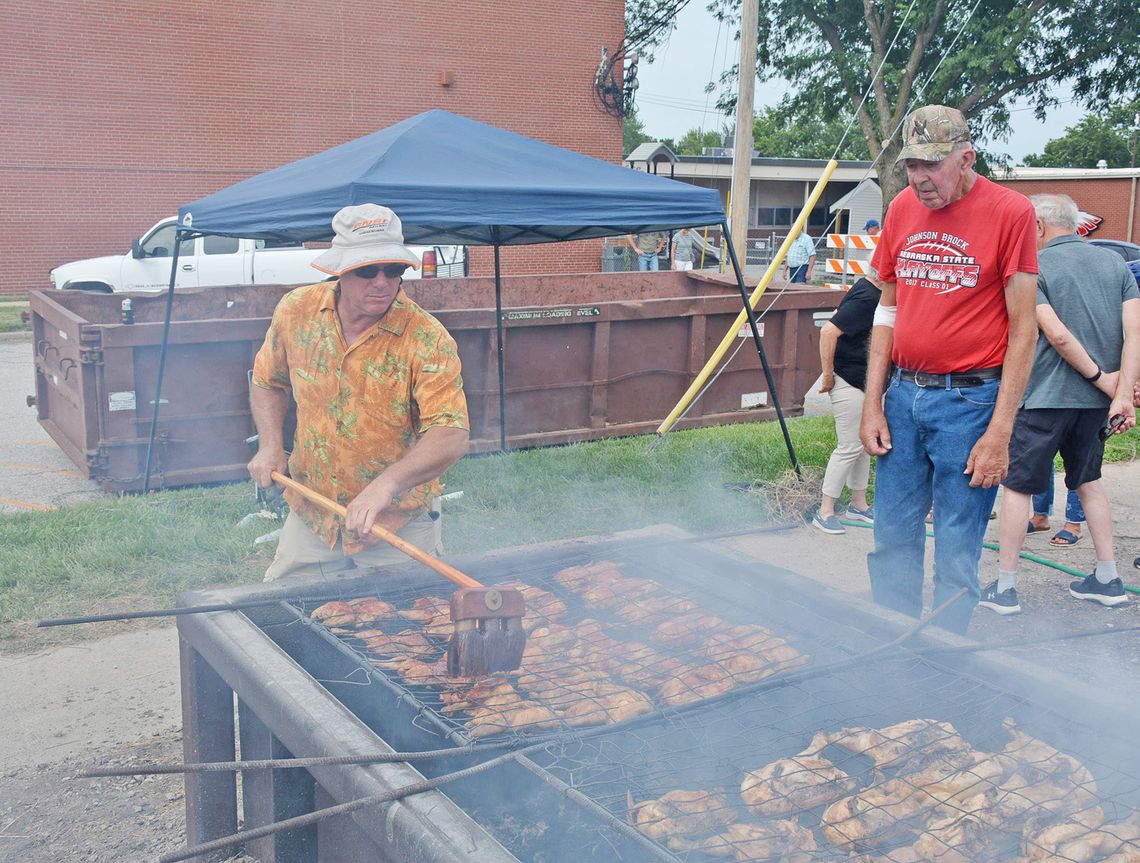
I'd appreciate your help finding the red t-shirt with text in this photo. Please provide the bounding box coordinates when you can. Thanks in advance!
[871,175,1037,373]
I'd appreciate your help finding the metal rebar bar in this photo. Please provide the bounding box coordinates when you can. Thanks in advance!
[157,745,539,863]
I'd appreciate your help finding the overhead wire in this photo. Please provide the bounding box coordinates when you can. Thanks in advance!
[657,0,992,444]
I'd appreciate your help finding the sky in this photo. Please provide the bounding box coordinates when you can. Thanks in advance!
[632,2,1086,164]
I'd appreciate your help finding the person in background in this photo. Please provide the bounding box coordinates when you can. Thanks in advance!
[981,193,1138,615]
[248,203,470,582]
[860,105,1039,634]
[671,227,697,271]
[1028,480,1085,546]
[784,230,816,283]
[627,231,666,271]
[811,274,882,534]
[864,219,881,237]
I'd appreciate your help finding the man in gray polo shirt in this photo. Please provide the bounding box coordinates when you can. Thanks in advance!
[982,193,1139,614]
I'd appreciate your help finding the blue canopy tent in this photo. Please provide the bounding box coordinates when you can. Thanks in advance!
[142,110,798,489]
[176,109,725,245]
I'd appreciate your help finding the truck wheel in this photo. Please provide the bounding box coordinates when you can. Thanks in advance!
[67,282,114,293]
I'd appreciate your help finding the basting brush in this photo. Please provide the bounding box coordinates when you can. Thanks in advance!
[271,472,526,677]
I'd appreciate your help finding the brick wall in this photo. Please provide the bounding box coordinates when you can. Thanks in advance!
[992,177,1140,244]
[0,0,623,295]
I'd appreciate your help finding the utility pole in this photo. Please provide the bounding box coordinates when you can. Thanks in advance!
[729,0,759,266]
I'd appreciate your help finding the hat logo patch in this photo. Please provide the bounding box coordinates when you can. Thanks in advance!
[352,216,391,236]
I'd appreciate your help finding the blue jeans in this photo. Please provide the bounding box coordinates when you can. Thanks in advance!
[1032,477,1086,524]
[789,264,808,283]
[637,252,659,271]
[868,374,1001,633]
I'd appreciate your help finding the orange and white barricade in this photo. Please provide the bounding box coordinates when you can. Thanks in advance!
[824,233,879,290]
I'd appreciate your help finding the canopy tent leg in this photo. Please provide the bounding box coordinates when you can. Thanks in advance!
[493,236,507,452]
[143,230,190,494]
[721,221,801,478]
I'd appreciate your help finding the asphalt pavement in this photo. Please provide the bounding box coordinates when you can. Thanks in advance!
[0,333,102,512]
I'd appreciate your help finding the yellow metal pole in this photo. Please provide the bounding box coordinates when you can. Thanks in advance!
[655,159,839,437]
[700,225,709,268]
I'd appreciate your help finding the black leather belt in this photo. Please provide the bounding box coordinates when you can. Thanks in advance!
[897,366,1002,388]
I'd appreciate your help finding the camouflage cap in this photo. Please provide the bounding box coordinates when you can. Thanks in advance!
[896,105,972,163]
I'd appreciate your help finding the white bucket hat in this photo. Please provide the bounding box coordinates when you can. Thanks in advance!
[311,204,421,276]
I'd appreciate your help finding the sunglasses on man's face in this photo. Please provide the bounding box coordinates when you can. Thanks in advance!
[347,263,406,280]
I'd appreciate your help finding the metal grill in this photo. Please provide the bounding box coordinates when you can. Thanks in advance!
[288,556,819,746]
[267,547,1140,862]
[183,531,1140,862]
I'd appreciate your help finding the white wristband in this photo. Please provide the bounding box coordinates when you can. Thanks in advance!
[872,304,897,328]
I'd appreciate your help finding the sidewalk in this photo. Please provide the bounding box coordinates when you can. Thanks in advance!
[0,338,102,512]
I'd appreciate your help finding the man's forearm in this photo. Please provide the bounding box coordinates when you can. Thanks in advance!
[988,278,1039,436]
[863,326,894,404]
[369,426,470,499]
[250,384,290,451]
[988,339,1033,437]
[1116,301,1140,402]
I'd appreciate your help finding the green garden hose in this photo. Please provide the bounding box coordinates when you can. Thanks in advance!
[839,519,1140,596]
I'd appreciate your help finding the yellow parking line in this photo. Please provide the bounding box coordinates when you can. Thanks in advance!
[0,461,84,477]
[0,496,57,512]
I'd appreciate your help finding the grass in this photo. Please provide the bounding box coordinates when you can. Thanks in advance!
[0,295,30,333]
[1,414,1136,651]
[0,483,279,646]
[441,417,837,555]
[0,418,836,649]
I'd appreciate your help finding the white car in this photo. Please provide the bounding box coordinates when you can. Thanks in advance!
[50,218,466,293]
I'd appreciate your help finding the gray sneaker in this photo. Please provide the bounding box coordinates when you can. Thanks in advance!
[1069,573,1129,607]
[846,505,874,525]
[978,580,1021,615]
[811,512,845,535]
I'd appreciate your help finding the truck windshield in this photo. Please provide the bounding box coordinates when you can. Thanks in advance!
[140,224,195,258]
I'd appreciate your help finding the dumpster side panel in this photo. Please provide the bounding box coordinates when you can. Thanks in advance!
[29,290,103,475]
[30,281,839,487]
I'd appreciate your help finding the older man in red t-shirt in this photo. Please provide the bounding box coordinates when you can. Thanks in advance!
[859,105,1039,633]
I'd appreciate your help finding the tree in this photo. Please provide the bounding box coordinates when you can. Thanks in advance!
[1024,102,1140,168]
[623,109,653,157]
[752,105,870,161]
[627,0,1140,203]
[673,126,728,155]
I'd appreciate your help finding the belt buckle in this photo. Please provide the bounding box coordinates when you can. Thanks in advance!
[914,371,932,388]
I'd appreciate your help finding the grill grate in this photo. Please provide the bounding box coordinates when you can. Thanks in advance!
[268,547,1140,862]
[528,652,1140,861]
[291,555,834,744]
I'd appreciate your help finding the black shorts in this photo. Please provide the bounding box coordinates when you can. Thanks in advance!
[1004,407,1107,495]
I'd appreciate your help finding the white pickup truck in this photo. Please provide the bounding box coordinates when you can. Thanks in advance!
[49,218,466,293]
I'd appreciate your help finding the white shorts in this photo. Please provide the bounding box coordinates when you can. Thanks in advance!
[674,261,693,271]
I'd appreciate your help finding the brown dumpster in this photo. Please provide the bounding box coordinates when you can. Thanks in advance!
[28,274,840,492]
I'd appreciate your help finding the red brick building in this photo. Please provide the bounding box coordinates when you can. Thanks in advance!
[992,167,1140,245]
[1,0,625,295]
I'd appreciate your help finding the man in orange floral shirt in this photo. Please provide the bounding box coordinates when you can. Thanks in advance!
[248,204,469,581]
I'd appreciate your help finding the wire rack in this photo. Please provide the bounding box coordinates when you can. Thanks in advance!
[291,556,828,745]
[528,650,1140,862]
[284,554,1140,862]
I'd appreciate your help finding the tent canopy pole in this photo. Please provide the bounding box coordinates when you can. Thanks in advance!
[492,231,506,451]
[142,229,191,494]
[721,220,802,478]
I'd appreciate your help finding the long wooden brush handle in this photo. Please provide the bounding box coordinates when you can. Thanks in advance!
[271,471,482,589]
